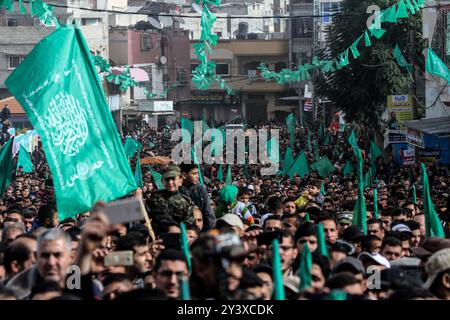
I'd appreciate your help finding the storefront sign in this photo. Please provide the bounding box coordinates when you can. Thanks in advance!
[418,147,441,164]
[400,146,416,166]
[192,91,225,105]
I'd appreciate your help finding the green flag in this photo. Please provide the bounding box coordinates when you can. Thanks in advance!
[286,151,309,179]
[181,117,194,144]
[0,138,14,196]
[311,156,335,178]
[180,277,191,300]
[5,26,137,220]
[326,290,348,300]
[17,144,33,173]
[148,166,164,190]
[426,48,450,83]
[286,113,296,146]
[353,149,367,234]
[299,242,312,291]
[382,5,398,23]
[412,184,417,205]
[373,188,379,220]
[134,155,143,188]
[317,224,329,257]
[364,31,372,47]
[396,0,409,18]
[225,164,232,186]
[343,160,354,176]
[304,212,310,222]
[370,140,382,173]
[272,239,285,300]
[348,129,358,155]
[216,164,223,182]
[283,146,294,174]
[180,223,192,273]
[421,163,445,238]
[124,137,142,159]
[394,44,413,72]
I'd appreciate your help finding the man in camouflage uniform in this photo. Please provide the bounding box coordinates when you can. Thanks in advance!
[146,165,194,231]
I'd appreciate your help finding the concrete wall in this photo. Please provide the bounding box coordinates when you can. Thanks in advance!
[128,30,161,66]
[109,29,129,65]
[0,26,54,92]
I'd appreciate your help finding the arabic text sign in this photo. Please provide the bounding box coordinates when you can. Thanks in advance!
[387,95,414,129]
[418,148,441,164]
[406,127,425,149]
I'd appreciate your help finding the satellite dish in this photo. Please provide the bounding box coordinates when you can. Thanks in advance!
[159,15,173,27]
[148,17,162,29]
[160,56,167,65]
[192,3,203,15]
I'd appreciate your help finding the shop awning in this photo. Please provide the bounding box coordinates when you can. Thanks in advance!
[111,67,150,82]
[404,116,450,137]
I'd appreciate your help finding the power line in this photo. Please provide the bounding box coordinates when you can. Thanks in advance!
[12,1,442,20]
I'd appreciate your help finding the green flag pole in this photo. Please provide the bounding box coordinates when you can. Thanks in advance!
[272,239,285,300]
[180,223,192,273]
[316,224,329,257]
[421,163,445,238]
[373,188,379,220]
[0,138,14,196]
[299,243,312,291]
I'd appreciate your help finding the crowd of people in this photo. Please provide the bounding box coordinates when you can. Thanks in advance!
[0,114,450,300]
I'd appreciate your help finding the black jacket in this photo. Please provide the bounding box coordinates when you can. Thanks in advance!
[180,183,215,231]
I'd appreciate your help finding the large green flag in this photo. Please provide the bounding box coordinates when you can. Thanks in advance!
[123,137,142,159]
[283,146,294,174]
[286,151,309,179]
[148,166,164,190]
[299,242,312,291]
[0,138,14,196]
[421,163,445,238]
[317,224,329,257]
[5,26,137,219]
[134,155,143,188]
[353,149,367,234]
[311,156,335,178]
[17,144,33,173]
[343,160,354,176]
[286,113,296,146]
[216,164,223,182]
[225,164,232,186]
[426,48,450,83]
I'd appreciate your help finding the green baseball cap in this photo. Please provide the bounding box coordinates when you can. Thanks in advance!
[162,165,181,179]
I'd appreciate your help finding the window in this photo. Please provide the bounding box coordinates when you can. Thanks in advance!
[9,56,25,69]
[7,19,18,26]
[216,63,230,76]
[81,18,102,26]
[321,2,340,24]
[140,34,152,51]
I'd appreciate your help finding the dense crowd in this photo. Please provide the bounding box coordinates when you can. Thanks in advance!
[0,114,450,300]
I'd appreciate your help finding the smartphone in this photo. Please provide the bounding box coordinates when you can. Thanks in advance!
[160,233,181,250]
[257,231,283,246]
[104,251,134,267]
[102,197,145,224]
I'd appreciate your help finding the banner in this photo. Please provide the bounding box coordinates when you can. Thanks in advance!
[384,129,407,147]
[406,127,425,149]
[387,95,414,129]
[5,26,137,219]
[304,98,313,112]
[400,146,415,166]
[418,147,441,164]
